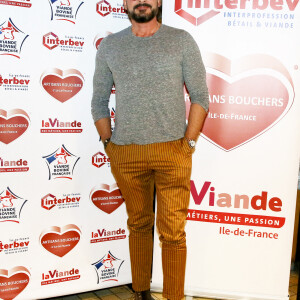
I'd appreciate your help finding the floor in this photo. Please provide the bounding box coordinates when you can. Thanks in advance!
[46,271,299,300]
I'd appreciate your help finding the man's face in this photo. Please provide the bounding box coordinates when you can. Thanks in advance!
[124,0,161,23]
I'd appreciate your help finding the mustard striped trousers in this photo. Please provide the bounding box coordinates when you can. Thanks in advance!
[106,138,193,300]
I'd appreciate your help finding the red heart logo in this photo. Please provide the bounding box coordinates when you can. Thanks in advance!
[90,184,124,214]
[41,68,84,103]
[94,32,112,50]
[199,54,294,151]
[40,225,81,257]
[0,267,30,300]
[95,37,103,50]
[202,73,289,150]
[0,109,30,144]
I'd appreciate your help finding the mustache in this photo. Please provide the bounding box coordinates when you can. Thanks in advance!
[133,3,152,9]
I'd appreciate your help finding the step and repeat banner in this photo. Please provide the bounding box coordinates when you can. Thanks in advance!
[0,1,132,299]
[152,1,300,300]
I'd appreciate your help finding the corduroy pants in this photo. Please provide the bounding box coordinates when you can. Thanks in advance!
[106,138,193,300]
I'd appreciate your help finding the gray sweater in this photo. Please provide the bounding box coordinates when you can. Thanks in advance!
[91,24,209,145]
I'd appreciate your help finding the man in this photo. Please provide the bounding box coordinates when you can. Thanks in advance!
[91,0,209,299]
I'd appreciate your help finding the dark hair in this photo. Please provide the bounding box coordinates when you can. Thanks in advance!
[157,4,162,23]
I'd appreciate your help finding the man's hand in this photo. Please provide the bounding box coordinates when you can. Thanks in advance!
[185,103,207,141]
[95,118,112,145]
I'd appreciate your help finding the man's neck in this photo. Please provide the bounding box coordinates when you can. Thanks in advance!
[131,19,160,37]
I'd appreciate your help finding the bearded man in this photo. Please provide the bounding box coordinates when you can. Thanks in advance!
[91,1,209,299]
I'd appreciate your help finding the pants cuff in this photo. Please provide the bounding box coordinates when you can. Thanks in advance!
[162,292,184,300]
[132,285,151,292]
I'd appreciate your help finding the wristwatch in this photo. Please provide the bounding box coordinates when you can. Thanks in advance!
[185,138,196,149]
[103,138,111,149]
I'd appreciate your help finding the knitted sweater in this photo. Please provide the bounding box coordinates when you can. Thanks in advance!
[91,24,209,145]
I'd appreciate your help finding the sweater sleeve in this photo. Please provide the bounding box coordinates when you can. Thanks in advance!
[182,31,209,112]
[91,39,114,122]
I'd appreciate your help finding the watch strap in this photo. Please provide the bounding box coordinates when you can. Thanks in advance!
[104,138,111,149]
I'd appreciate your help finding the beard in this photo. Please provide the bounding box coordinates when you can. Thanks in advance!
[127,3,159,23]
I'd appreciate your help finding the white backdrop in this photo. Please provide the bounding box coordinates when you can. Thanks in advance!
[0,1,132,299]
[152,1,300,300]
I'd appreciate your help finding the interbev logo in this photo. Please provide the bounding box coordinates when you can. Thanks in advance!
[175,0,299,26]
[0,74,30,91]
[92,152,110,168]
[96,0,127,18]
[41,193,81,210]
[0,237,30,255]
[43,32,84,52]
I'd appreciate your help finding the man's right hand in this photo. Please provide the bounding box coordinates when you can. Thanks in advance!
[95,117,112,146]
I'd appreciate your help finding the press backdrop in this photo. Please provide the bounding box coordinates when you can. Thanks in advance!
[1,1,300,300]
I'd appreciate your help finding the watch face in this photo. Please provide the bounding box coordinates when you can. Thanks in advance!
[189,140,196,148]
[104,138,110,149]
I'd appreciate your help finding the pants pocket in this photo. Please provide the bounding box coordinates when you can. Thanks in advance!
[105,141,114,157]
